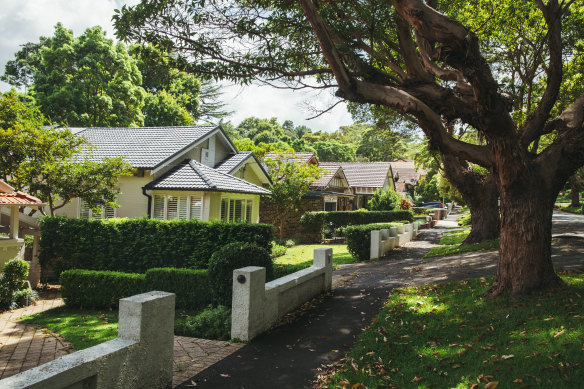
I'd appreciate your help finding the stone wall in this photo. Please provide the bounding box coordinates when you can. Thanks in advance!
[259,197,323,243]
[0,291,175,389]
[231,248,333,341]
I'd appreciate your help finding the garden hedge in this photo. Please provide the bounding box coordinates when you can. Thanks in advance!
[60,270,146,309]
[146,268,211,311]
[40,217,273,277]
[60,267,213,310]
[300,210,413,236]
[342,222,409,261]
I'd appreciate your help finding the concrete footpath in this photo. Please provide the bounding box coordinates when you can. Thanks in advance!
[177,211,584,389]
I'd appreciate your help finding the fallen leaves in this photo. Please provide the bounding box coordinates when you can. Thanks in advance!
[484,381,499,389]
[554,329,565,338]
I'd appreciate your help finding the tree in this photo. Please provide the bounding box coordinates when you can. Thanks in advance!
[115,0,584,297]
[263,156,322,240]
[367,188,401,211]
[0,92,132,215]
[312,140,355,162]
[9,24,147,127]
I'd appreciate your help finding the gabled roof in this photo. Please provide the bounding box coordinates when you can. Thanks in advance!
[144,160,271,195]
[215,152,272,185]
[390,159,427,185]
[311,165,349,190]
[319,162,392,188]
[77,125,227,169]
[0,180,43,206]
[264,152,318,165]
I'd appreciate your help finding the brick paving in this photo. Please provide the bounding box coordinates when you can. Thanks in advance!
[0,288,243,387]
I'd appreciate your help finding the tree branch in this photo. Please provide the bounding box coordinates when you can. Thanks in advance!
[521,0,563,146]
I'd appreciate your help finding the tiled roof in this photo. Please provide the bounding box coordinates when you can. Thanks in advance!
[319,162,391,188]
[311,166,346,189]
[0,181,43,206]
[145,160,271,195]
[77,126,219,169]
[264,152,317,165]
[214,152,253,174]
[390,159,427,185]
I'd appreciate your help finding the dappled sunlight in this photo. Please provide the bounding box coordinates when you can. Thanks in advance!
[328,274,584,388]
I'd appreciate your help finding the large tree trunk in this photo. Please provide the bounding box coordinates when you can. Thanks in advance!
[569,177,580,207]
[487,172,563,297]
[441,154,500,244]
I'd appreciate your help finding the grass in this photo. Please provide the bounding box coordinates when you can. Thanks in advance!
[555,203,582,215]
[424,229,499,258]
[20,307,118,350]
[327,273,584,388]
[273,243,356,268]
[21,306,218,350]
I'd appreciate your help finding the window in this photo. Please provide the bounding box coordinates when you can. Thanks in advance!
[220,198,253,222]
[80,200,116,219]
[152,194,203,220]
[324,202,337,212]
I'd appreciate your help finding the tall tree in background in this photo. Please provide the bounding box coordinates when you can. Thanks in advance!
[0,91,132,215]
[4,24,146,127]
[115,0,584,296]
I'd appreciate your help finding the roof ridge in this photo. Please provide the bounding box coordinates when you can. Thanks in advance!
[188,160,217,189]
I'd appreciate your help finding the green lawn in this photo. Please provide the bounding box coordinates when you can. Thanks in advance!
[20,307,118,350]
[424,229,499,258]
[327,273,584,388]
[274,244,356,266]
[555,203,582,214]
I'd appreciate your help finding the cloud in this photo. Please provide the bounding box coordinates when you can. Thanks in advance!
[0,0,353,132]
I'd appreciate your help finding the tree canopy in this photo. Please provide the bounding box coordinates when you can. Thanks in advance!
[0,91,132,215]
[114,0,584,296]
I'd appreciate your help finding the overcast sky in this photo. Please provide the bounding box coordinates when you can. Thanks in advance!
[0,0,353,132]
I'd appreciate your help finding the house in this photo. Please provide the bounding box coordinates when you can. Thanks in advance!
[0,180,43,269]
[389,159,428,197]
[319,162,396,209]
[55,126,271,223]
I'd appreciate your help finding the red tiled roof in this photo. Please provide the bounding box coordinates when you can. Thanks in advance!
[0,180,43,206]
[390,159,427,185]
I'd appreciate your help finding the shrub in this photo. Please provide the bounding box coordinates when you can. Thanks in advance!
[40,217,274,277]
[367,188,402,211]
[273,262,312,279]
[0,258,33,310]
[10,289,38,310]
[145,268,211,311]
[412,207,430,216]
[271,244,287,258]
[175,305,231,340]
[208,242,274,306]
[399,199,412,210]
[343,222,409,261]
[60,270,146,309]
[300,210,413,237]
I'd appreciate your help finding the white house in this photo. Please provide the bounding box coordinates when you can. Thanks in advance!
[56,125,271,223]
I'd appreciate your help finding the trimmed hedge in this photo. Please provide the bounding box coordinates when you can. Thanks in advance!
[208,242,274,306]
[60,267,212,310]
[146,268,211,311]
[60,270,146,309]
[343,222,409,261]
[40,217,273,277]
[300,210,414,237]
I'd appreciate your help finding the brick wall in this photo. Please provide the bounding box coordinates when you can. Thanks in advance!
[260,197,323,243]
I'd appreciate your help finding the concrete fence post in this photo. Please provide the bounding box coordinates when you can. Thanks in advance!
[370,230,381,260]
[313,248,333,291]
[0,291,175,389]
[231,266,266,341]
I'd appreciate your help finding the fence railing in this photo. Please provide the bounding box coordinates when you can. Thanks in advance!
[0,291,175,389]
[231,248,333,341]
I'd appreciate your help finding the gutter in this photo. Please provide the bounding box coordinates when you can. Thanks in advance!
[142,187,152,218]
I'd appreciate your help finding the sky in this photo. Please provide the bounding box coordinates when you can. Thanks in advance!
[0,0,353,132]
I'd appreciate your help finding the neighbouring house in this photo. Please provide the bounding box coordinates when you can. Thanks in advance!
[55,126,271,223]
[389,159,428,197]
[319,162,396,209]
[0,180,43,270]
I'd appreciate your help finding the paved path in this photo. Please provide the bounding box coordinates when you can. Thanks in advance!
[0,290,243,386]
[177,211,584,389]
